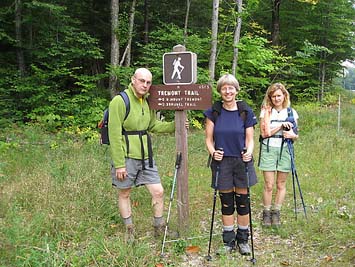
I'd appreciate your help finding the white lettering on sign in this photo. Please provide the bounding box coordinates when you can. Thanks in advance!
[184,90,200,96]
[184,102,197,107]
[184,97,202,102]
[148,84,212,110]
[157,90,181,96]
[198,84,209,89]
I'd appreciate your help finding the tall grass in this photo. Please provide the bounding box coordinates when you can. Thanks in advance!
[0,100,354,266]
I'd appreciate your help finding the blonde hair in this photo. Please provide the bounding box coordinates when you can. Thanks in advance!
[262,83,290,109]
[216,74,240,93]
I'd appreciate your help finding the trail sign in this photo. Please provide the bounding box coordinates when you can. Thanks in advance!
[148,84,212,110]
[163,51,197,85]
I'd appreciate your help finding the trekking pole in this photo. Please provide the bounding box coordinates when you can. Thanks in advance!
[287,140,307,220]
[290,145,298,220]
[287,140,299,219]
[206,148,223,261]
[243,148,256,265]
[160,152,182,257]
[293,163,307,220]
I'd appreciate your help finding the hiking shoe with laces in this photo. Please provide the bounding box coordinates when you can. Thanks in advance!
[237,242,251,255]
[262,210,272,227]
[271,210,281,227]
[125,224,135,243]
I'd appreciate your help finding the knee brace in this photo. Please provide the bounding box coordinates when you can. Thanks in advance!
[235,193,250,216]
[219,192,235,215]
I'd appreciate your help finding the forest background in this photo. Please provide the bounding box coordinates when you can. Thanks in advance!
[1,0,355,266]
[1,0,355,130]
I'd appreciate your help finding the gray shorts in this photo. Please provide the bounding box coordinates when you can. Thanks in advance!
[210,157,258,191]
[111,158,161,189]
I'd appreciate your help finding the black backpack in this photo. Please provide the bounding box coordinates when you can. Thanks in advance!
[98,91,130,145]
[210,100,249,123]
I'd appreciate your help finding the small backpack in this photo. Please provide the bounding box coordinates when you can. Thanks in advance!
[257,107,297,165]
[98,91,130,145]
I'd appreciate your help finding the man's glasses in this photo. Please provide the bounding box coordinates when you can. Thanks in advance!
[135,77,152,86]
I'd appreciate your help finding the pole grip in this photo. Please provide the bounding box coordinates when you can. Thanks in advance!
[175,152,182,168]
[242,147,249,165]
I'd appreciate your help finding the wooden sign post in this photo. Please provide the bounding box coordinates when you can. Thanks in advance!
[148,45,211,233]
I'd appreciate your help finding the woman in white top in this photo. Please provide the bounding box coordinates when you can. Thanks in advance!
[259,83,299,227]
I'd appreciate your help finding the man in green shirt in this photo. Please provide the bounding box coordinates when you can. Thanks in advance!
[108,68,175,242]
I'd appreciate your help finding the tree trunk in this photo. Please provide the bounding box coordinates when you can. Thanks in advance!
[120,0,136,67]
[232,0,242,77]
[109,0,120,98]
[209,0,219,82]
[271,0,281,46]
[143,0,149,44]
[319,60,326,102]
[15,0,25,77]
[183,0,191,45]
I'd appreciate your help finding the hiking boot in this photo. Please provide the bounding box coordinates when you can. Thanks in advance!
[154,224,165,238]
[214,230,236,255]
[237,242,251,255]
[222,230,236,250]
[236,228,250,255]
[271,210,281,227]
[125,224,135,243]
[262,210,272,227]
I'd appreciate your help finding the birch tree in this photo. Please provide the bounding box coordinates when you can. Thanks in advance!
[109,0,120,97]
[120,0,136,67]
[183,0,191,45]
[143,0,149,44]
[209,0,219,82]
[232,0,242,76]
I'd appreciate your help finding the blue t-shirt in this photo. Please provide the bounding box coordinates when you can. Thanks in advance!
[204,105,257,157]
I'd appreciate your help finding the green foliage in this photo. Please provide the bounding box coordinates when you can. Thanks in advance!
[0,1,106,130]
[236,34,291,105]
[1,0,355,131]
[108,66,135,91]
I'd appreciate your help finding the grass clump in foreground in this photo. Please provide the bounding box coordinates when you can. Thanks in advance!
[0,101,354,266]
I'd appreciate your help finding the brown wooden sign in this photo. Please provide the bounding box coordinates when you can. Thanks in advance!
[148,84,212,110]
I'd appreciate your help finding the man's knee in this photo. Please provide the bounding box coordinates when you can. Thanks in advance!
[118,188,131,199]
[235,193,250,215]
[149,184,164,199]
[219,191,235,215]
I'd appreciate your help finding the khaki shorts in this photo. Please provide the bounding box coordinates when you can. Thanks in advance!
[258,143,291,172]
[111,158,161,189]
